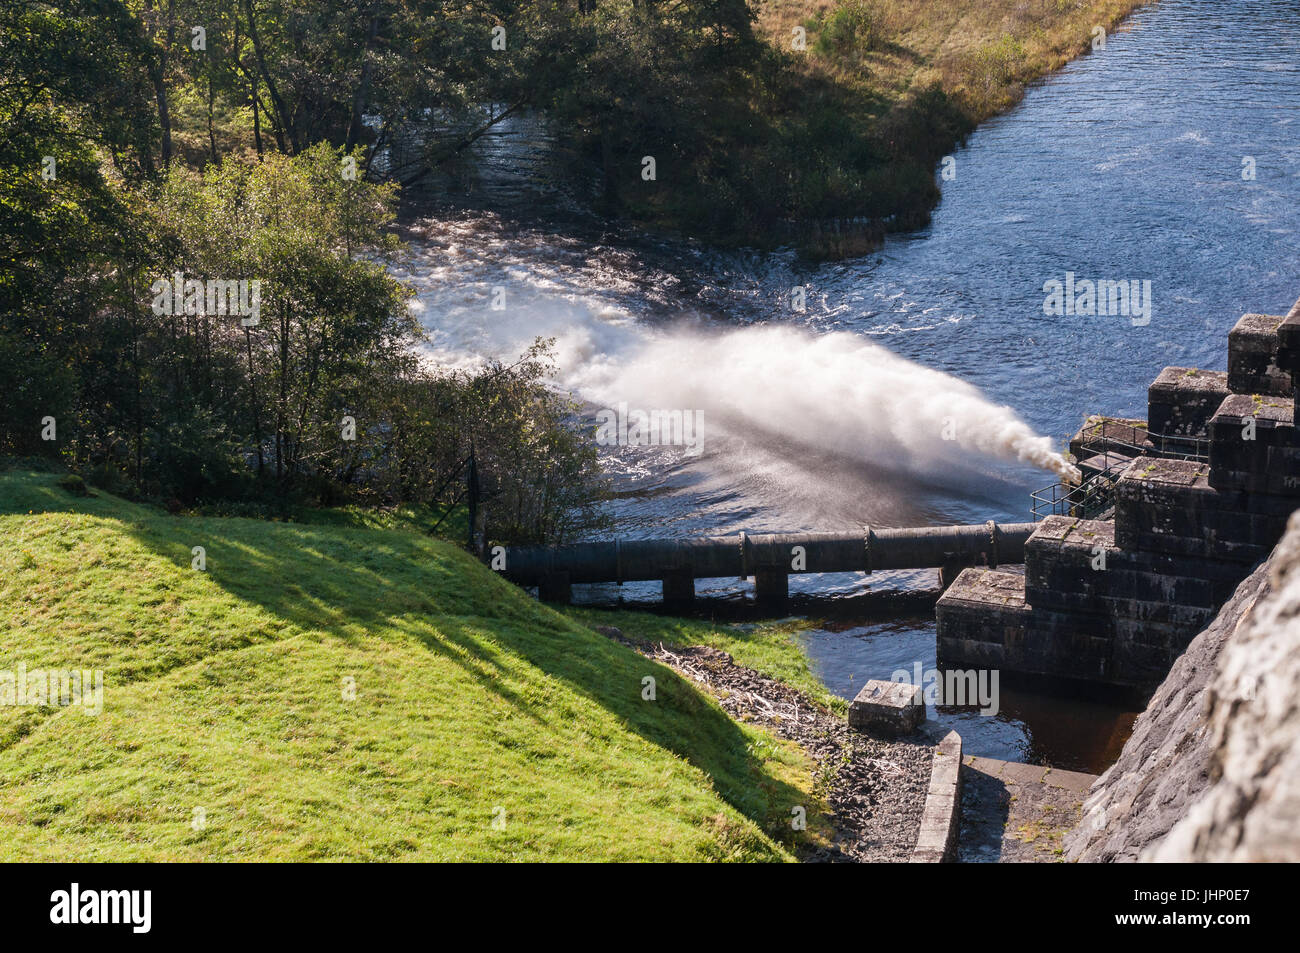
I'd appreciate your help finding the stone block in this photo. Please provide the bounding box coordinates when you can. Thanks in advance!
[937,568,1027,609]
[1227,313,1291,396]
[1024,517,1115,611]
[1208,393,1297,494]
[911,730,962,863]
[1019,607,1115,681]
[848,679,924,735]
[1111,638,1182,686]
[935,570,1029,668]
[1114,457,1282,562]
[1148,367,1230,437]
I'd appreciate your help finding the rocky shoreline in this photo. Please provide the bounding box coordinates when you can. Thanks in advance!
[597,628,934,862]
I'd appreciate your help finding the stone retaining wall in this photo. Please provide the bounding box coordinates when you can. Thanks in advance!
[942,296,1300,696]
[911,730,963,863]
[1065,514,1298,861]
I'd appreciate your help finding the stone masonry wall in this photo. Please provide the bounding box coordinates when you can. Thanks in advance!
[1146,511,1300,861]
[1065,511,1300,862]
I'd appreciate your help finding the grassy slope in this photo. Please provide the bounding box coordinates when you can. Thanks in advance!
[757,0,1152,119]
[0,471,830,861]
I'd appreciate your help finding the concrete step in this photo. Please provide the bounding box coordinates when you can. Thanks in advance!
[1069,415,1153,462]
[1077,451,1135,482]
[959,756,1096,863]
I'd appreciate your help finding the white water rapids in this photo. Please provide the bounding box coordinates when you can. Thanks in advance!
[393,217,1078,533]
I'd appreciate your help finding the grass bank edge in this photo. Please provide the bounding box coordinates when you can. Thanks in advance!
[0,470,835,861]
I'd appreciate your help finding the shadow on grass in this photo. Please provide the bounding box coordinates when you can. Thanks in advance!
[3,473,817,851]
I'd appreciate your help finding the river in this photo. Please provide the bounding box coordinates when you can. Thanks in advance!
[387,0,1300,772]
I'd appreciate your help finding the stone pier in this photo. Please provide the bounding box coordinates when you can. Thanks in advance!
[938,296,1300,695]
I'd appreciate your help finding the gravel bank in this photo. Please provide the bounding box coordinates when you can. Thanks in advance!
[601,630,934,862]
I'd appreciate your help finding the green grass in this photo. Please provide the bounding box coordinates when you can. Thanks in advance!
[190,498,470,541]
[0,471,830,861]
[561,608,844,715]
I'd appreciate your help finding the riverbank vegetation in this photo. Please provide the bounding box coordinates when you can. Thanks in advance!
[2,0,1146,529]
[0,470,830,860]
[743,0,1151,253]
[54,0,1146,252]
[1,2,605,538]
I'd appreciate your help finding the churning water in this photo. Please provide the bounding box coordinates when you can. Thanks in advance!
[392,0,1300,770]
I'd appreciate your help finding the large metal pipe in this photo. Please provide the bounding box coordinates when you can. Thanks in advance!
[502,521,1034,586]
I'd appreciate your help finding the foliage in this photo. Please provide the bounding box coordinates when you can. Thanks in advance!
[1,102,605,540]
[1,0,1147,540]
[810,1,881,60]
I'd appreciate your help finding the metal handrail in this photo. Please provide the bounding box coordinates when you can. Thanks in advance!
[1031,468,1122,521]
[1037,414,1212,521]
[1076,419,1209,462]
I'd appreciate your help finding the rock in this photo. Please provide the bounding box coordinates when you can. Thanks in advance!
[1146,510,1300,861]
[1065,509,1300,862]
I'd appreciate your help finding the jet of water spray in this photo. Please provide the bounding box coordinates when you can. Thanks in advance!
[588,325,1080,485]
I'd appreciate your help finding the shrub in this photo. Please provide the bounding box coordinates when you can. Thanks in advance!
[57,474,90,497]
[813,1,882,60]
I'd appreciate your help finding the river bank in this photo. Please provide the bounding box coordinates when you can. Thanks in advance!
[745,0,1154,255]
[597,626,936,861]
[395,1,1154,257]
